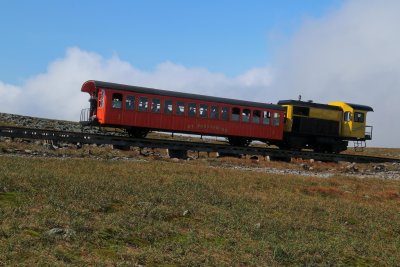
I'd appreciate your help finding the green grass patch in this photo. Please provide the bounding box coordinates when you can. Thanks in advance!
[0,155,400,265]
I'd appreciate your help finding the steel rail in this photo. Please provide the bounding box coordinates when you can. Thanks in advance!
[0,126,399,163]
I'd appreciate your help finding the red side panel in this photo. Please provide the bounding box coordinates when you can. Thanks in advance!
[88,84,284,141]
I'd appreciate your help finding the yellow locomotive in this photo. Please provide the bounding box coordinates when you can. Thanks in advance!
[277,100,373,153]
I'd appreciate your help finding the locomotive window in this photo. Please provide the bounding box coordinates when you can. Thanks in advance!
[263,111,271,125]
[176,102,185,115]
[164,100,173,114]
[210,106,219,119]
[151,98,161,113]
[199,104,208,118]
[344,111,352,122]
[242,109,250,123]
[112,93,123,109]
[126,95,135,110]
[354,112,365,123]
[273,113,281,126]
[231,107,240,121]
[252,110,261,124]
[188,103,197,117]
[293,106,310,116]
[138,96,148,112]
[221,107,229,121]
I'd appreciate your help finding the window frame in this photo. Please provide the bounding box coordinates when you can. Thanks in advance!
[112,93,123,109]
[344,111,352,122]
[354,112,365,123]
[199,104,208,118]
[242,108,251,123]
[98,89,105,108]
[273,112,281,126]
[125,95,135,110]
[252,110,261,124]
[164,100,173,115]
[231,107,240,122]
[210,105,219,119]
[188,103,197,117]
[221,106,229,121]
[263,111,271,125]
[151,98,161,113]
[138,96,149,112]
[176,101,185,116]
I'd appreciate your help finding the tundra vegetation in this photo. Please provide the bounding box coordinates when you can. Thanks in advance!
[1,148,400,266]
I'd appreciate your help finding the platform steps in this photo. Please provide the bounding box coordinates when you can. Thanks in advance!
[353,140,366,152]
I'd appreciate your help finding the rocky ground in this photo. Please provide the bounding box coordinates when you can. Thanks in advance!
[1,112,400,180]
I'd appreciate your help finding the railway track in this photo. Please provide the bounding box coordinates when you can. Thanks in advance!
[0,125,399,163]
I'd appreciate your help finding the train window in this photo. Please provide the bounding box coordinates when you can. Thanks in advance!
[112,93,123,109]
[151,98,161,113]
[252,110,261,124]
[242,109,250,123]
[138,96,148,112]
[210,106,219,119]
[293,106,310,116]
[126,95,135,110]
[98,90,105,108]
[164,100,173,114]
[176,102,185,115]
[273,113,280,126]
[344,111,352,122]
[231,107,240,121]
[199,104,208,118]
[263,111,271,125]
[221,107,229,121]
[188,103,197,117]
[354,112,365,123]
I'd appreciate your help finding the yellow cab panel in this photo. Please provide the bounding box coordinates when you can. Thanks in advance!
[279,100,342,134]
[328,102,373,140]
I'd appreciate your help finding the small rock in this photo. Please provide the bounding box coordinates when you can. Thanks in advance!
[182,210,190,216]
[373,164,385,171]
[170,158,180,163]
[301,164,311,171]
[24,150,32,154]
[250,156,259,163]
[254,223,261,229]
[309,159,315,163]
[346,163,358,172]
[45,228,76,239]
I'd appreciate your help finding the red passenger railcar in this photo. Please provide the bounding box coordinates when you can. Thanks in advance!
[80,80,285,145]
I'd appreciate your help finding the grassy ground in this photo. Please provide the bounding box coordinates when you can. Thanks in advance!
[1,155,400,266]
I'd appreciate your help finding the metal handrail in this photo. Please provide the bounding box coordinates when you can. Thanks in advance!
[80,108,90,123]
[365,125,373,140]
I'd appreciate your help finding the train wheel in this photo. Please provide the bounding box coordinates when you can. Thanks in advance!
[314,145,329,153]
[127,128,149,138]
[228,137,251,147]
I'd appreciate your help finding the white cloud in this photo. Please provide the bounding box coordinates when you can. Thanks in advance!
[0,47,273,121]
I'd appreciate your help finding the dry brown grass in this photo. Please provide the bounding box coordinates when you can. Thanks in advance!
[1,153,400,266]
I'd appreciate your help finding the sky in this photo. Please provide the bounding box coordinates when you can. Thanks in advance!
[0,0,399,148]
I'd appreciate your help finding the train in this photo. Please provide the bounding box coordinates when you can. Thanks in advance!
[80,80,373,153]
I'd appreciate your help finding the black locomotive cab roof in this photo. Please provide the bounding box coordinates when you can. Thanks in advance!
[277,100,342,111]
[346,103,374,112]
[85,80,284,111]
